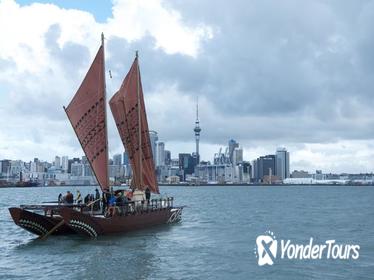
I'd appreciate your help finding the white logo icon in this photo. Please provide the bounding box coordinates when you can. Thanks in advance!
[254,231,360,266]
[255,231,277,266]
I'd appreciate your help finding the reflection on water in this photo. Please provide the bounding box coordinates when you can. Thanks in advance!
[0,185,373,280]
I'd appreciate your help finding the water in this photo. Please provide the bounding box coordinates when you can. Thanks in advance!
[0,185,373,280]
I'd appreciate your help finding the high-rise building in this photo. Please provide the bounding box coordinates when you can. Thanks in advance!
[71,162,84,176]
[179,153,195,180]
[156,142,165,167]
[82,156,88,164]
[61,156,69,172]
[253,155,276,182]
[113,154,122,166]
[194,98,201,164]
[164,150,171,166]
[54,156,61,169]
[68,158,80,174]
[84,164,93,176]
[232,147,243,166]
[276,148,290,180]
[0,160,11,176]
[228,139,239,164]
[149,131,158,166]
[123,151,129,165]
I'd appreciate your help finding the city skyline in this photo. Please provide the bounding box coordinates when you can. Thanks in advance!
[1,1,374,174]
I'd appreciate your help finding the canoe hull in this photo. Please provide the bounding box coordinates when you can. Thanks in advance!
[60,206,183,237]
[8,207,75,236]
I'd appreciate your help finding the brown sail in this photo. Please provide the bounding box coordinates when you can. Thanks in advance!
[64,40,109,192]
[109,54,159,194]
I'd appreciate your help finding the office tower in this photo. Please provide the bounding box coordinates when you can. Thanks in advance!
[156,142,165,167]
[149,131,158,166]
[276,147,290,180]
[232,147,243,166]
[228,139,239,164]
[61,156,69,172]
[54,156,61,169]
[164,150,171,166]
[113,154,122,166]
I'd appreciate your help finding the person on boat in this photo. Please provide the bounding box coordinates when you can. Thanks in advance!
[125,190,133,200]
[145,187,151,203]
[102,191,111,214]
[107,193,117,217]
[115,192,125,215]
[58,193,62,204]
[84,194,90,204]
[64,191,74,204]
[115,192,123,205]
[94,189,100,210]
[76,190,82,204]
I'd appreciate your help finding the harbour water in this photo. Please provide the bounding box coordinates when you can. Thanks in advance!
[0,185,373,279]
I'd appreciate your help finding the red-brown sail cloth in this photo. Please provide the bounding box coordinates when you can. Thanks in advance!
[109,57,159,194]
[65,45,109,192]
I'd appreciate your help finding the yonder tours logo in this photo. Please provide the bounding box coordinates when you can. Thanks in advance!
[254,231,360,266]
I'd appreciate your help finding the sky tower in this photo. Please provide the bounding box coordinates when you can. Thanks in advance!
[194,98,201,163]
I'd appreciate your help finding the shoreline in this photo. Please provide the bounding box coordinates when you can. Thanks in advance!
[0,183,373,189]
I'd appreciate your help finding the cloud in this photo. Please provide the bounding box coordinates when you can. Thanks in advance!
[0,0,373,173]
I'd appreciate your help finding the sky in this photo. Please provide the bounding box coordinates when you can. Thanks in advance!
[0,0,374,173]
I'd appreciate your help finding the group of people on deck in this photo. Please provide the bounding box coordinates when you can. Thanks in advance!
[57,187,151,217]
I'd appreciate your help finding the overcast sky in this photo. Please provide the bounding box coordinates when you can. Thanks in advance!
[1,0,374,173]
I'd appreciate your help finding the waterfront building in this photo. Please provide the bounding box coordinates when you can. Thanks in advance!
[67,158,80,173]
[109,164,124,180]
[232,147,243,166]
[149,131,158,166]
[179,153,195,180]
[0,159,11,177]
[81,156,88,164]
[83,164,93,177]
[242,161,251,183]
[164,150,171,166]
[171,158,179,167]
[157,165,180,183]
[291,170,311,178]
[156,142,165,167]
[113,154,122,166]
[228,139,239,164]
[313,170,326,180]
[54,156,61,169]
[195,164,234,183]
[71,162,84,176]
[253,155,276,183]
[122,151,132,177]
[123,152,129,165]
[61,156,68,172]
[276,147,290,180]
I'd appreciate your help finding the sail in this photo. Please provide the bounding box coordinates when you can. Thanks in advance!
[64,42,109,192]
[109,55,159,194]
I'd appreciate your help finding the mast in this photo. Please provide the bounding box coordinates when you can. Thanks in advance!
[136,50,143,188]
[102,32,110,191]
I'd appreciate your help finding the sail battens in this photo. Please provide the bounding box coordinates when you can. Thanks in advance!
[109,57,159,194]
[65,45,109,192]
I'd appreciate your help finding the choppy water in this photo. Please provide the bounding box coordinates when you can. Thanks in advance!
[0,185,373,279]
